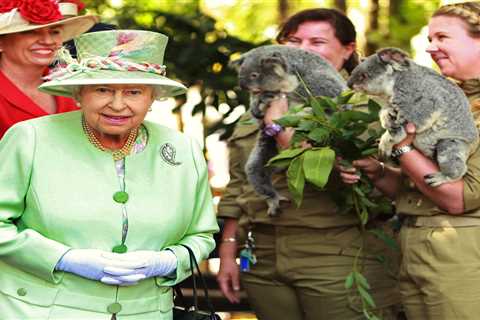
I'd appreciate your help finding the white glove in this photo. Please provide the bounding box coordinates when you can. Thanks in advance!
[104,250,177,280]
[56,249,147,286]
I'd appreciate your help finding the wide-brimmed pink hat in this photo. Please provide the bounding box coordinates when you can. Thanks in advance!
[0,0,98,41]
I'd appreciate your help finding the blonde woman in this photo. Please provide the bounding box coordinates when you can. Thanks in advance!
[340,2,480,319]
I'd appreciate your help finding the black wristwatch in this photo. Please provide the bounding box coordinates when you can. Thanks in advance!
[391,145,414,160]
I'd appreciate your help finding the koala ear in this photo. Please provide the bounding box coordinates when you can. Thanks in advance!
[228,56,245,73]
[261,52,288,76]
[377,47,410,68]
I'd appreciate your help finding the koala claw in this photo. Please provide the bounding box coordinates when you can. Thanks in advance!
[378,133,394,159]
[424,173,450,187]
[266,195,289,217]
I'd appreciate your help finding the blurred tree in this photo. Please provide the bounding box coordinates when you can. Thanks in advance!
[364,0,441,55]
[365,0,380,55]
[333,0,347,13]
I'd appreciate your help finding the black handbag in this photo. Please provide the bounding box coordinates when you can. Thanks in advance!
[173,244,221,320]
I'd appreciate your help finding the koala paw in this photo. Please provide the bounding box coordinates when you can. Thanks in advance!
[266,195,289,217]
[424,172,451,187]
[378,132,394,159]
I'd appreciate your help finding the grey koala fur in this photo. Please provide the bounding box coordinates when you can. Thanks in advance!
[230,44,347,216]
[347,47,479,187]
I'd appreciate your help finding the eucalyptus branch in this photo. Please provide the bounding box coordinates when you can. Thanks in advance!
[268,91,395,320]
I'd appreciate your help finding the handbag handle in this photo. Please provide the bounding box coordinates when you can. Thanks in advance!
[175,244,217,316]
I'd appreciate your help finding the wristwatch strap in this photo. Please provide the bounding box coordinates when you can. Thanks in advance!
[391,145,414,159]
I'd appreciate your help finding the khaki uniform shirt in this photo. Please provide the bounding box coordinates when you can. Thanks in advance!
[395,79,480,218]
[218,113,359,229]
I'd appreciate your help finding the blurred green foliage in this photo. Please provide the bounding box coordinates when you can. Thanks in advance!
[365,0,441,54]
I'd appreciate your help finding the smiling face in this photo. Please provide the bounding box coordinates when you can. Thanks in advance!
[427,15,480,81]
[79,84,155,148]
[282,21,355,71]
[0,26,63,69]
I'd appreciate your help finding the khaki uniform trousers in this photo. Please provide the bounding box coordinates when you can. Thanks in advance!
[399,224,480,320]
[240,224,400,320]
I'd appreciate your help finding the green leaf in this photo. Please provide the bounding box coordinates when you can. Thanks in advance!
[267,148,305,166]
[363,310,372,320]
[287,156,305,207]
[367,128,382,138]
[339,159,352,168]
[307,127,330,144]
[291,132,308,147]
[297,120,318,132]
[302,148,335,188]
[369,229,400,251]
[376,254,386,264]
[290,104,305,113]
[317,96,337,110]
[330,112,348,128]
[275,115,302,128]
[268,158,292,169]
[353,271,370,289]
[360,148,378,156]
[309,97,326,118]
[358,286,376,308]
[360,196,378,208]
[336,90,355,105]
[353,185,365,197]
[363,310,380,320]
[367,99,382,115]
[360,209,369,226]
[345,272,354,289]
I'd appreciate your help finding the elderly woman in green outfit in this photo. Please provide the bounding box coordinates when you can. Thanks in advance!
[341,2,480,319]
[0,29,218,319]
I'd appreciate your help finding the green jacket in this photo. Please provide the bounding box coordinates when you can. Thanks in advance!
[395,79,480,217]
[0,111,218,317]
[218,113,359,229]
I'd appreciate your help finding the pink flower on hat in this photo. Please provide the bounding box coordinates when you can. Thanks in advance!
[117,32,136,45]
[19,0,62,24]
[0,0,22,13]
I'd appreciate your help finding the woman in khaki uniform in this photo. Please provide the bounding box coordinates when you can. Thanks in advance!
[216,8,400,320]
[341,2,480,319]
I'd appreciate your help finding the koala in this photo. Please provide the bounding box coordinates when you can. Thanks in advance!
[347,47,479,187]
[231,45,347,216]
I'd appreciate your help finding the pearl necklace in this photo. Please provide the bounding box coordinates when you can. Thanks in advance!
[81,116,138,161]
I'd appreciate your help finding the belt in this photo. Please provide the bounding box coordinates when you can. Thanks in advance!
[402,214,480,227]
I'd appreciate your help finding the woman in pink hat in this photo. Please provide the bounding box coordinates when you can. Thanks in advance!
[0,0,97,138]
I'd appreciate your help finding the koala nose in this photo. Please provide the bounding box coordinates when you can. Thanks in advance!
[239,78,248,90]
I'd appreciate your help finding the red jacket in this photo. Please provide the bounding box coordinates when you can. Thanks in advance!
[0,70,78,138]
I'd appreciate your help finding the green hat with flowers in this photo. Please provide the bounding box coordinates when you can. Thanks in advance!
[39,30,187,98]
